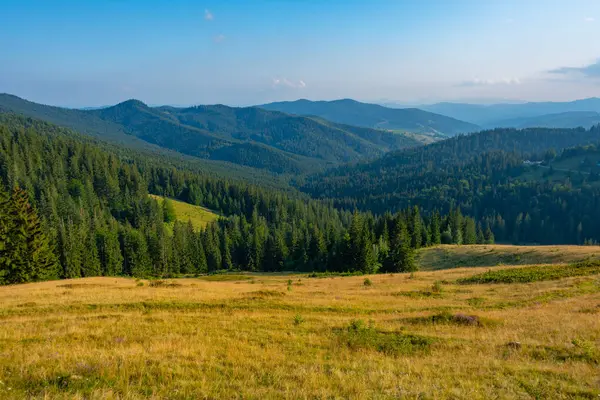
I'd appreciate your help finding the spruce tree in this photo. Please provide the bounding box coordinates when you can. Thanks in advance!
[383,221,415,272]
[3,187,58,283]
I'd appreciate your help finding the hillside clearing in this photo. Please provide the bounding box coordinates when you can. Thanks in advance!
[149,194,219,231]
[418,244,600,270]
[1,265,599,399]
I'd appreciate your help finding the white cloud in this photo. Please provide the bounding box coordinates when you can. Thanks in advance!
[584,17,595,22]
[549,59,600,78]
[205,9,214,21]
[459,77,521,87]
[213,34,226,43]
[272,78,307,89]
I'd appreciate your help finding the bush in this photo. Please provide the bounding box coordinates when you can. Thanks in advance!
[336,319,433,356]
[148,280,181,288]
[458,260,600,284]
[363,278,373,287]
[293,314,305,326]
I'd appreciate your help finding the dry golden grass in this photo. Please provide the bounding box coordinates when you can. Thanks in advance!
[419,244,600,270]
[1,266,599,399]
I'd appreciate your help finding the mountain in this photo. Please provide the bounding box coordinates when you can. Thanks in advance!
[492,111,600,129]
[298,125,600,212]
[296,126,600,244]
[0,94,421,174]
[420,98,600,127]
[259,98,480,136]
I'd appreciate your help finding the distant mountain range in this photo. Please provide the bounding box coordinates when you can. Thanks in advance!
[0,94,421,174]
[492,111,600,130]
[260,98,480,136]
[418,98,600,128]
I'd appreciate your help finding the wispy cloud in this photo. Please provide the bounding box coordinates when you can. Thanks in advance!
[272,78,306,89]
[204,9,214,21]
[213,34,226,43]
[548,59,600,78]
[458,77,521,87]
[584,17,595,22]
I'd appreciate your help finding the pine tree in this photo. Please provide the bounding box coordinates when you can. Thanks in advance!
[430,211,441,245]
[220,228,233,270]
[0,184,14,283]
[2,187,58,283]
[96,227,123,276]
[121,228,151,277]
[410,206,422,249]
[463,218,477,245]
[383,221,415,272]
[484,224,495,244]
[162,198,176,223]
[476,222,485,244]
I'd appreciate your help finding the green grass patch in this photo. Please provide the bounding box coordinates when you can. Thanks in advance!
[149,194,219,232]
[458,261,600,284]
[306,271,364,278]
[245,290,286,299]
[391,290,443,298]
[401,311,496,327]
[197,274,253,282]
[335,319,433,356]
[527,340,599,365]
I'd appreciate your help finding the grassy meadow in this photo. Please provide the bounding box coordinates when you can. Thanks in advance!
[418,244,600,270]
[148,194,220,232]
[1,250,600,398]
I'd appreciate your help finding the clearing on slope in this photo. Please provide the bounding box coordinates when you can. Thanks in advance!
[149,194,220,231]
[418,244,600,270]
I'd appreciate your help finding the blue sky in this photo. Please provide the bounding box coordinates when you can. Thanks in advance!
[1,0,600,107]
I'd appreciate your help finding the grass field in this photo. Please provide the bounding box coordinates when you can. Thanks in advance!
[1,262,599,398]
[149,194,220,232]
[418,244,600,270]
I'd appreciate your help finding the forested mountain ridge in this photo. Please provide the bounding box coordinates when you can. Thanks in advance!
[260,98,480,136]
[0,94,421,174]
[299,126,600,244]
[491,111,600,130]
[0,113,477,285]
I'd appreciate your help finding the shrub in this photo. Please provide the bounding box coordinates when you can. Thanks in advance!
[363,278,373,287]
[336,319,433,356]
[293,314,304,326]
[431,281,443,293]
[402,311,490,327]
[148,280,181,288]
[458,260,600,284]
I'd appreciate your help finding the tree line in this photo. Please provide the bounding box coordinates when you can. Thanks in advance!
[299,126,600,245]
[0,114,489,284]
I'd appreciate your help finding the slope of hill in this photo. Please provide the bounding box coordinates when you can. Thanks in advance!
[149,195,220,232]
[298,126,600,244]
[418,244,600,270]
[0,94,421,174]
[300,126,600,203]
[421,97,600,127]
[493,111,600,129]
[260,98,480,136]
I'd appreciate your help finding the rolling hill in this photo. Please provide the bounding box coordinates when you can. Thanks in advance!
[260,98,480,136]
[0,94,421,174]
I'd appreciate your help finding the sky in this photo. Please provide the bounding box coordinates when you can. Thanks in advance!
[1,0,600,107]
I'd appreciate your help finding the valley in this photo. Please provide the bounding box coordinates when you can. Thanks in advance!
[3,2,600,399]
